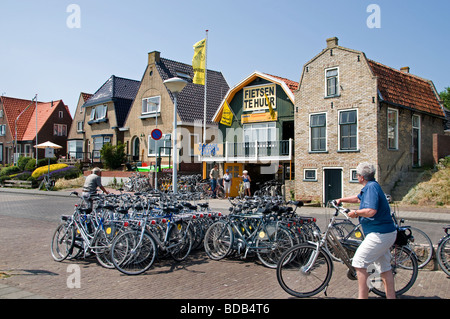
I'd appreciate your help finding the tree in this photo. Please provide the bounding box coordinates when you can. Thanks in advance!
[440,87,450,110]
[100,142,126,170]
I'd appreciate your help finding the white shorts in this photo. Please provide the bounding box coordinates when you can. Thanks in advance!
[243,182,250,189]
[352,230,397,273]
[224,181,231,193]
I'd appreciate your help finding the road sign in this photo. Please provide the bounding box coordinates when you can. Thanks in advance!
[151,128,162,140]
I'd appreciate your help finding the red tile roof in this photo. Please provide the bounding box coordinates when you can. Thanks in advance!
[265,74,299,92]
[367,60,444,117]
[1,96,70,141]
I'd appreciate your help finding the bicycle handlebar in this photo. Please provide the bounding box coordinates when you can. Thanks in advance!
[329,200,351,219]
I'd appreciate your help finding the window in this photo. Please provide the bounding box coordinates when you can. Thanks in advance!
[0,124,5,136]
[310,113,326,152]
[350,169,359,183]
[303,169,317,181]
[77,121,84,132]
[92,136,111,158]
[326,68,338,97]
[243,122,276,143]
[59,111,63,118]
[53,124,67,136]
[142,96,161,114]
[387,108,398,150]
[68,140,83,159]
[90,105,107,121]
[339,110,357,151]
[148,134,171,156]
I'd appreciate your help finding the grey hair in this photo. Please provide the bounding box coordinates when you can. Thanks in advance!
[92,167,101,175]
[356,162,376,181]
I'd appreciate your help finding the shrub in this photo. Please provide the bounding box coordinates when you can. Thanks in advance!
[31,163,68,179]
[0,166,20,177]
[37,157,57,168]
[100,142,126,169]
[18,156,32,171]
[25,158,37,171]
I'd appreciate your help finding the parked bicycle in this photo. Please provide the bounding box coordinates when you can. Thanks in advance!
[276,200,418,298]
[436,225,450,276]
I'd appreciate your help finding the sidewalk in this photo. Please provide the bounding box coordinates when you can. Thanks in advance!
[0,186,449,223]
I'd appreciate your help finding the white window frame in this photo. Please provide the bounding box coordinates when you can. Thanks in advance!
[243,122,276,143]
[338,109,358,151]
[77,121,84,132]
[325,67,339,97]
[303,169,317,182]
[0,124,5,136]
[142,96,161,115]
[309,112,327,152]
[349,169,359,183]
[387,108,398,150]
[148,133,171,156]
[90,105,107,121]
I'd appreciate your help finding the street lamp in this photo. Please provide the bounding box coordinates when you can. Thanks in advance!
[163,77,187,194]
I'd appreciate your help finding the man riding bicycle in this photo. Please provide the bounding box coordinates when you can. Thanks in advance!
[82,167,109,209]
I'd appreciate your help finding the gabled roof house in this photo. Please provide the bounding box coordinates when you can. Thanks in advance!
[0,96,72,164]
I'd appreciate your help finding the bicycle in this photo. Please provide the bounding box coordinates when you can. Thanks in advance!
[51,192,126,268]
[204,202,294,268]
[436,225,450,276]
[276,200,418,298]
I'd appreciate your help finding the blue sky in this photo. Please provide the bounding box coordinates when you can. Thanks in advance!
[1,0,449,115]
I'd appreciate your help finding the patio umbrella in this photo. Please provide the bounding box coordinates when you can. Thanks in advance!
[33,141,62,190]
[34,141,62,149]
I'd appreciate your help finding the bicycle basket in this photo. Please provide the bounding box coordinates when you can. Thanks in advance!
[394,227,412,246]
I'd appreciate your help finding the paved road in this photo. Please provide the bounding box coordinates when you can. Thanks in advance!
[0,189,449,302]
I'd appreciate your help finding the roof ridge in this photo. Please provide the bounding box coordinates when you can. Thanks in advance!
[367,59,431,83]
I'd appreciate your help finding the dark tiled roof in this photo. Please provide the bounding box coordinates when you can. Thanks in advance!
[83,75,140,127]
[155,58,229,124]
[368,60,444,118]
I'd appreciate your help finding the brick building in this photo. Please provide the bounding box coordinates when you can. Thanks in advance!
[294,37,446,204]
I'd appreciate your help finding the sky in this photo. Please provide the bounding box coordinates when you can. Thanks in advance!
[1,0,449,116]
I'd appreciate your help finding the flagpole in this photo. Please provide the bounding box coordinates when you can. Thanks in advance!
[203,29,208,146]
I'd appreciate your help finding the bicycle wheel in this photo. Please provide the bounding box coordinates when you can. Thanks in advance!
[204,221,233,260]
[111,230,157,275]
[256,226,294,268]
[51,223,75,262]
[437,235,450,276]
[371,245,418,297]
[168,221,193,262]
[276,243,333,298]
[408,226,434,269]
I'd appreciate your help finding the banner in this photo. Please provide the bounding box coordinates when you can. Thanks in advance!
[264,93,276,119]
[192,38,206,85]
[220,101,233,126]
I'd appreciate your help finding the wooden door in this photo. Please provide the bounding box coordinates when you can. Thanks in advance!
[224,163,243,197]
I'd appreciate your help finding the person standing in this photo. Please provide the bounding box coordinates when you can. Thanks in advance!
[209,164,219,198]
[239,170,251,197]
[336,162,397,299]
[223,169,232,198]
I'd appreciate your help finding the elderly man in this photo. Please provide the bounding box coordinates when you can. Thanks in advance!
[82,168,109,209]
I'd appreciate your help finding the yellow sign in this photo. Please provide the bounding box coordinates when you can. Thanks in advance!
[265,93,276,119]
[220,101,233,126]
[241,112,278,123]
[243,84,276,111]
[192,38,206,85]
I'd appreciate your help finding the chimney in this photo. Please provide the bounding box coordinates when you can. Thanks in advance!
[148,51,160,65]
[400,66,410,74]
[326,37,339,48]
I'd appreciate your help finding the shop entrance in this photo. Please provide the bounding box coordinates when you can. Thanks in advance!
[224,163,243,197]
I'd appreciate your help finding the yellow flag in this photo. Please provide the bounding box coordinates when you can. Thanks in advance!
[192,38,206,85]
[220,101,233,126]
[264,93,275,119]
